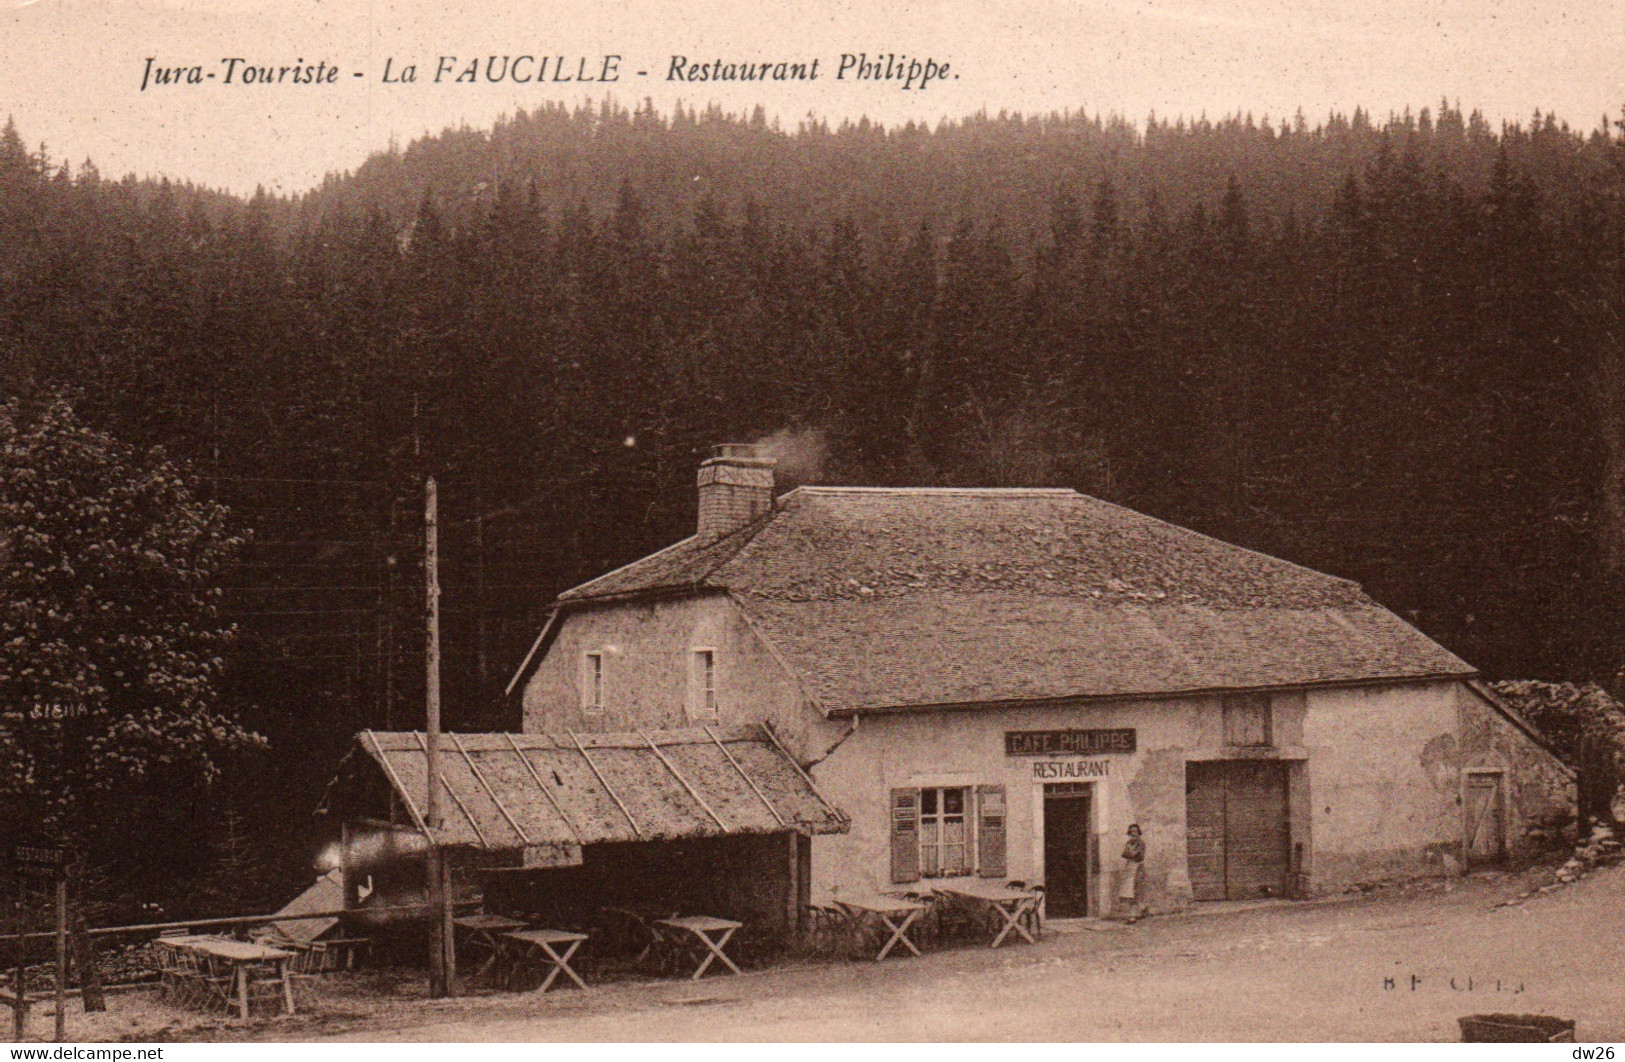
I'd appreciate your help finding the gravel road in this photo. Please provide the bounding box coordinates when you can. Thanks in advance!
[244,862,1625,1043]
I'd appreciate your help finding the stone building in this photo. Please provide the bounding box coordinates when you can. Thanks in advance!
[507,446,1573,915]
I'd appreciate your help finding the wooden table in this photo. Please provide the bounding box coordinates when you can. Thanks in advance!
[932,882,1041,948]
[654,916,744,980]
[837,895,928,961]
[157,935,296,1019]
[454,914,529,982]
[503,928,589,993]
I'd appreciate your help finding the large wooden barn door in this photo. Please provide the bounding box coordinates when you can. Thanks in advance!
[1185,763,1227,901]
[1185,761,1290,900]
[1224,761,1290,898]
[1463,771,1506,865]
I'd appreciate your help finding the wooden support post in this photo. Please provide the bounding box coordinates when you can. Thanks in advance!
[425,844,445,996]
[13,884,28,1041]
[340,822,360,911]
[68,860,102,1015]
[383,493,398,732]
[69,908,102,1014]
[786,832,800,940]
[440,855,456,989]
[53,878,65,1042]
[473,506,488,699]
[796,833,812,939]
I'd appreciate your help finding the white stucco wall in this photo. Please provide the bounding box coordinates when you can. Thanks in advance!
[520,594,839,761]
[1298,680,1573,885]
[1302,681,1463,884]
[807,696,1227,913]
[520,600,1572,906]
[814,679,1571,907]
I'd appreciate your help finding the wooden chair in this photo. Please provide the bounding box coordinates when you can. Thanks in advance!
[155,940,191,1005]
[595,907,661,968]
[159,942,233,1015]
[277,934,367,976]
[929,890,983,945]
[645,917,697,977]
[1008,881,1045,937]
[244,962,290,1017]
[309,936,370,972]
[802,903,855,957]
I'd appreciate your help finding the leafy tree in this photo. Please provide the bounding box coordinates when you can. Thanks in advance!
[0,397,262,877]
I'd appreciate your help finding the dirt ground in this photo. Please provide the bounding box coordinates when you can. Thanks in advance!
[59,860,1625,1043]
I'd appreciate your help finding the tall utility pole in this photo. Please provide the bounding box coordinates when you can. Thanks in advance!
[423,476,455,997]
[382,493,399,730]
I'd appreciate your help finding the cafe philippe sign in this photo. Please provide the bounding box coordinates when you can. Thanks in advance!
[1005,728,1136,781]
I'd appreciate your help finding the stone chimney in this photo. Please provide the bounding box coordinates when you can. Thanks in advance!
[697,443,776,540]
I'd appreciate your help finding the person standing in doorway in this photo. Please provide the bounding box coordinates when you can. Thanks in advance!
[1116,824,1147,922]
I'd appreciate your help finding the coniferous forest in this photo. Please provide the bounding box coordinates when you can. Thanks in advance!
[4,98,1625,909]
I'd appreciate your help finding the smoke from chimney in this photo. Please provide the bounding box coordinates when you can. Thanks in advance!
[751,426,828,487]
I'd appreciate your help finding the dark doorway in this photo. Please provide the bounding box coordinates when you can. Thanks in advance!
[1185,761,1290,900]
[1043,783,1093,917]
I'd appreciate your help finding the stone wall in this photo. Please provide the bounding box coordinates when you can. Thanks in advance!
[1456,684,1576,861]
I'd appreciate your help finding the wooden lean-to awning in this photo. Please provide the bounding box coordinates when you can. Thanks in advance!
[343,724,848,867]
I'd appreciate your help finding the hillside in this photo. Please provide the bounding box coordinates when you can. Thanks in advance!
[2,99,1623,900]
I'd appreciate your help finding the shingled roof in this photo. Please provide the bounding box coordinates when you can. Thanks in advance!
[345,725,847,858]
[547,487,1474,714]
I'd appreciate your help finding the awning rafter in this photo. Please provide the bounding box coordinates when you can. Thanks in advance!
[341,726,849,853]
[640,729,729,831]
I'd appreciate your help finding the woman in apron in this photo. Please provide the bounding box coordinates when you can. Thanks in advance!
[1116,824,1146,922]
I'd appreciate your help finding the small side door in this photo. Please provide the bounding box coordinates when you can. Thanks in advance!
[1463,770,1506,865]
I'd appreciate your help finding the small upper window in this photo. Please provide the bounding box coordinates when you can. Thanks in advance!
[689,649,717,719]
[582,651,605,712]
[1223,693,1272,747]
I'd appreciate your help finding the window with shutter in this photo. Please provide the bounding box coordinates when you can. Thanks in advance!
[977,785,1007,877]
[890,788,921,883]
[1223,693,1272,747]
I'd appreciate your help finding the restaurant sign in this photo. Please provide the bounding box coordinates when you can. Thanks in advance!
[1032,759,1111,780]
[1004,728,1136,756]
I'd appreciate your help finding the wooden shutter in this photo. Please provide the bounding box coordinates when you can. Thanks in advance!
[977,785,1007,878]
[890,788,921,883]
[1223,693,1272,747]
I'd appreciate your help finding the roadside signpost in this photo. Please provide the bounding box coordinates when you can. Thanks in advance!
[9,845,70,1042]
